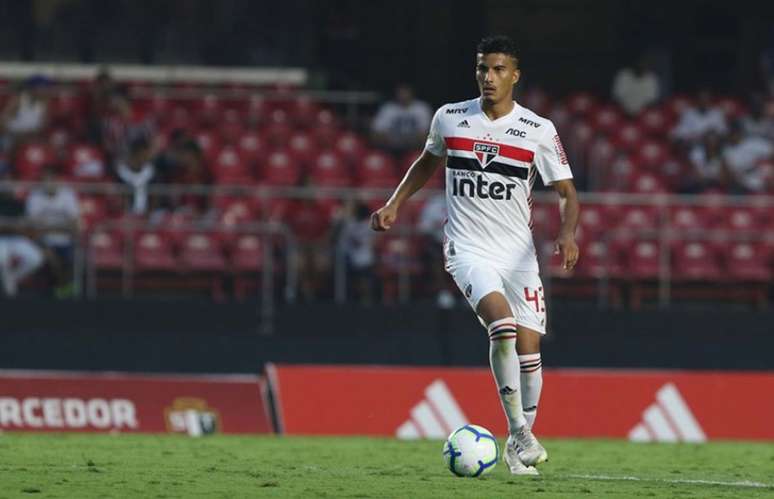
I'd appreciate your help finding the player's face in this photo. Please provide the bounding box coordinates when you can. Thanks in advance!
[476,53,519,104]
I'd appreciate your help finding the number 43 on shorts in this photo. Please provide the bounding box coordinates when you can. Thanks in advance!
[524,286,545,313]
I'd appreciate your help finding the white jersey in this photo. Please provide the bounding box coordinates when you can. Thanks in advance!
[424,97,573,271]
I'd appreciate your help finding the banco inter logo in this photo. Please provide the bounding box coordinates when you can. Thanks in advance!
[473,142,499,167]
[451,173,516,200]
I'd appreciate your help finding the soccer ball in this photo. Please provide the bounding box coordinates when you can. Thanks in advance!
[442,424,499,477]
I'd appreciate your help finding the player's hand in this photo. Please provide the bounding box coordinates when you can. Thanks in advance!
[370,204,398,231]
[553,234,579,271]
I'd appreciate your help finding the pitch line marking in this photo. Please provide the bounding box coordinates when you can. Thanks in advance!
[563,474,773,489]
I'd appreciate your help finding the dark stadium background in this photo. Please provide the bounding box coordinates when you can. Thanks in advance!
[0,0,773,441]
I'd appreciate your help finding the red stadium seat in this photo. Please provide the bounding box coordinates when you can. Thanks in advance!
[245,94,267,126]
[637,107,672,137]
[231,234,265,300]
[46,127,72,151]
[309,150,350,187]
[530,202,560,239]
[626,239,661,279]
[334,131,368,165]
[723,206,761,232]
[89,231,124,270]
[287,131,319,166]
[669,205,710,232]
[376,235,422,302]
[67,144,106,181]
[311,109,341,145]
[578,203,609,236]
[630,172,668,194]
[179,232,227,272]
[237,130,266,165]
[210,146,250,184]
[356,150,397,187]
[586,136,616,182]
[566,120,594,163]
[722,242,771,282]
[14,142,56,180]
[134,231,177,272]
[633,139,671,170]
[575,239,623,279]
[289,95,321,127]
[261,149,301,186]
[671,241,721,281]
[194,129,222,162]
[79,196,109,230]
[611,122,644,151]
[49,88,85,128]
[663,95,694,120]
[616,205,660,232]
[590,105,624,134]
[521,87,551,116]
[565,92,598,116]
[196,93,224,127]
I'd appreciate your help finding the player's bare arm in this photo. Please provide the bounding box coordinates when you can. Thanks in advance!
[552,179,580,270]
[370,150,446,231]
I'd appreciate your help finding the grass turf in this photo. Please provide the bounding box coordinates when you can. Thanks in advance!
[1,434,773,498]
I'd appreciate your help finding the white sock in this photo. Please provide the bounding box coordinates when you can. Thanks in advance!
[488,317,527,434]
[519,353,543,429]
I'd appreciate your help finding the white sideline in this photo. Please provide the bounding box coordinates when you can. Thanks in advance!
[564,473,773,489]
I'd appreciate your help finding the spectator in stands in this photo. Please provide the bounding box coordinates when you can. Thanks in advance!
[158,138,211,215]
[371,84,432,155]
[25,165,81,297]
[417,192,453,304]
[0,75,50,153]
[722,121,774,193]
[671,89,728,145]
[334,200,376,304]
[114,137,159,215]
[99,84,154,163]
[687,132,727,192]
[612,55,661,116]
[84,67,118,146]
[742,96,774,140]
[0,183,44,298]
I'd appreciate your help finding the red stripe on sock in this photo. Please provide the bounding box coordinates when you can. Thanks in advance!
[490,335,517,341]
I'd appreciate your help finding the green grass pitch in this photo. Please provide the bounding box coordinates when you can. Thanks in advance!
[1,434,773,498]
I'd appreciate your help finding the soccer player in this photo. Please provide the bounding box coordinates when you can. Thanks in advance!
[371,35,579,475]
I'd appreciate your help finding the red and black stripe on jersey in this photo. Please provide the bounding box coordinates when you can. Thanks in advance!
[445,137,534,180]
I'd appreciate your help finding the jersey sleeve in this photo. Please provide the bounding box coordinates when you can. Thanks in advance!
[423,107,447,157]
[534,120,573,184]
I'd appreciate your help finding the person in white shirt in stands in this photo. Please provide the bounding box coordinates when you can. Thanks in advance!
[25,165,81,297]
[722,121,774,193]
[671,89,728,145]
[612,56,661,116]
[0,172,44,297]
[371,84,432,155]
[0,75,50,153]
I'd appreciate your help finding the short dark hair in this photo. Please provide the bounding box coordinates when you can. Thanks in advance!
[476,35,519,67]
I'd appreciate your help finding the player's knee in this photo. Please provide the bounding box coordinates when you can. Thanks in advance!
[476,291,512,324]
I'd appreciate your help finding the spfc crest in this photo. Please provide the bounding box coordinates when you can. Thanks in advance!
[473,142,499,167]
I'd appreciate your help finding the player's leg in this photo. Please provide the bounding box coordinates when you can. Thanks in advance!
[476,291,539,475]
[517,328,542,429]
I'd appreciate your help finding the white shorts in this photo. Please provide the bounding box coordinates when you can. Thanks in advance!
[447,258,547,334]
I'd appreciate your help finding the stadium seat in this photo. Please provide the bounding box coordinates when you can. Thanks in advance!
[309,150,350,187]
[236,130,265,166]
[669,205,710,232]
[67,144,106,181]
[671,241,721,281]
[265,110,293,145]
[722,242,771,282]
[178,232,227,300]
[334,131,368,166]
[575,239,623,279]
[590,105,623,134]
[287,131,319,167]
[633,139,671,170]
[261,150,301,186]
[356,150,398,187]
[196,93,224,127]
[637,107,672,137]
[78,196,109,230]
[14,142,56,180]
[289,95,321,127]
[616,205,661,232]
[89,231,124,270]
[376,235,422,303]
[578,203,609,236]
[231,234,265,300]
[629,172,668,194]
[663,95,694,120]
[133,232,178,288]
[723,206,760,233]
[611,122,644,151]
[530,202,560,239]
[565,92,598,116]
[245,94,267,126]
[194,129,222,162]
[625,239,661,279]
[210,146,250,184]
[715,96,747,120]
[311,109,340,145]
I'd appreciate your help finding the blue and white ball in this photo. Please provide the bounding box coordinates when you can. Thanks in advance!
[442,424,499,477]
